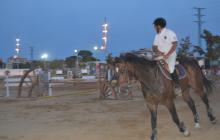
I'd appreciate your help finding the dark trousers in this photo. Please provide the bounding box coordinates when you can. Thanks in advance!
[171,70,179,85]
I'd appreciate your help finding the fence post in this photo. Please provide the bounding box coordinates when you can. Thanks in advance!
[48,71,52,96]
[107,69,110,81]
[5,71,10,97]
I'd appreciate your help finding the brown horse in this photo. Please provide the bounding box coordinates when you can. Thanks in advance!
[113,53,216,140]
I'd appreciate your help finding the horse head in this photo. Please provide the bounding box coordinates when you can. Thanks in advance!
[111,53,136,83]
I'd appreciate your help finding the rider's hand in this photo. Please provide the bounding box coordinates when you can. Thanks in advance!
[163,54,169,60]
[155,51,164,57]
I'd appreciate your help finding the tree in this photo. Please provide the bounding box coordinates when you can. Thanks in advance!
[78,50,97,62]
[50,59,65,69]
[192,45,206,56]
[65,56,77,68]
[179,30,220,61]
[31,60,44,68]
[18,62,31,68]
[177,36,193,57]
[202,29,220,61]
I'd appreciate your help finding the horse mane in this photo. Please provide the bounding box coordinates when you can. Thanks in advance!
[120,53,157,68]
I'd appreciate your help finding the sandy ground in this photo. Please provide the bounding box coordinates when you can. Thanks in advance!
[0,81,220,140]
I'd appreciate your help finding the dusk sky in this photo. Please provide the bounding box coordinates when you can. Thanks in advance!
[0,0,219,61]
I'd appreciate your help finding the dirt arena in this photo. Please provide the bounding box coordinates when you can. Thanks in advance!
[0,81,220,140]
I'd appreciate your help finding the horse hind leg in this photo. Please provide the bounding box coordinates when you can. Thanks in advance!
[201,93,216,124]
[193,85,216,124]
[166,99,190,137]
[182,88,200,128]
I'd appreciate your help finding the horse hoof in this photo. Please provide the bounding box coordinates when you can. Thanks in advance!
[150,135,157,140]
[210,119,217,124]
[151,137,157,140]
[194,123,201,129]
[183,130,190,137]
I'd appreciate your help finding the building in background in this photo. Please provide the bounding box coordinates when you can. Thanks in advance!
[7,56,29,69]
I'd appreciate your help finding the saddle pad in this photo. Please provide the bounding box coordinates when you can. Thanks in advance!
[176,64,187,79]
[159,64,187,80]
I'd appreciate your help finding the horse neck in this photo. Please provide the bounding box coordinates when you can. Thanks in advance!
[128,62,156,84]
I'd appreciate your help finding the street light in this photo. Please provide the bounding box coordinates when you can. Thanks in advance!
[93,46,102,61]
[100,46,105,50]
[73,49,80,77]
[16,38,20,42]
[40,53,52,96]
[14,38,21,69]
[93,46,98,51]
[15,38,20,53]
[15,48,19,53]
[41,53,48,70]
[41,53,48,59]
[102,29,108,33]
[102,23,108,28]
[74,49,79,68]
[102,18,108,51]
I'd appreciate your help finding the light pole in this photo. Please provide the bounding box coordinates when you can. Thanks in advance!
[40,53,52,96]
[74,49,79,67]
[14,38,21,69]
[93,46,102,61]
[15,38,20,57]
[102,18,108,52]
[74,49,80,77]
[41,53,48,70]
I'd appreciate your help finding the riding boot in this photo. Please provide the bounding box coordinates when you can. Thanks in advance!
[171,70,179,85]
[171,70,182,96]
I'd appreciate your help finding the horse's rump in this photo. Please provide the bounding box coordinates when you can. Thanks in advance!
[177,57,213,94]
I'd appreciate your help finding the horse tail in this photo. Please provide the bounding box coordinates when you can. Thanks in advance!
[202,70,213,94]
[203,77,213,94]
[191,58,213,94]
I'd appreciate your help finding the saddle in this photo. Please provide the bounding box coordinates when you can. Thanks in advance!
[158,61,187,80]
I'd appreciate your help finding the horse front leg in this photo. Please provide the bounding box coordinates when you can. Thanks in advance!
[146,102,158,140]
[166,99,190,137]
[182,88,200,128]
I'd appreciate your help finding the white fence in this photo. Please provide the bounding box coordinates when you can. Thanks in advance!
[0,69,30,77]
[2,71,53,97]
[4,77,31,87]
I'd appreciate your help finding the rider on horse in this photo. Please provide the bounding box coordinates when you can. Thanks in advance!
[152,17,180,87]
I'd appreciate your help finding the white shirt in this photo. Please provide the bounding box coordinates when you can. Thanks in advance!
[153,28,178,55]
